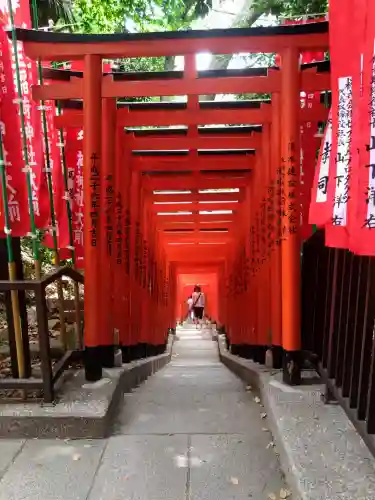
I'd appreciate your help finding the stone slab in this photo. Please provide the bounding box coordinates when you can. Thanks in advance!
[189,434,287,500]
[218,335,375,500]
[88,435,188,500]
[114,361,262,435]
[0,439,106,500]
[0,338,173,439]
[0,440,25,479]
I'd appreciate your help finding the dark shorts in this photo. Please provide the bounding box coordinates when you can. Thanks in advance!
[193,307,204,320]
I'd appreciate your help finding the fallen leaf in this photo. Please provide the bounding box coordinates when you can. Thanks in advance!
[72,454,81,461]
[246,385,252,391]
[280,488,291,499]
[230,477,239,485]
[260,412,267,419]
[266,441,275,449]
[254,396,261,404]
[268,494,277,500]
[262,427,269,432]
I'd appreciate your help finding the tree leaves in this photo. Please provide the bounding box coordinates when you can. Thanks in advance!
[251,0,328,17]
[67,0,213,34]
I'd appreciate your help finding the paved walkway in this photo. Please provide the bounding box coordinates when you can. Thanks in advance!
[0,327,290,500]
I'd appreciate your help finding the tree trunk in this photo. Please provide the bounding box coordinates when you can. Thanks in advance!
[201,3,263,101]
[160,56,177,102]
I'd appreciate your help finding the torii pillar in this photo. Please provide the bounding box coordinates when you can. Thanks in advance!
[83,55,103,381]
[280,47,301,385]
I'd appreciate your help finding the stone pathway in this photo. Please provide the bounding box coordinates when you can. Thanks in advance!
[0,326,290,500]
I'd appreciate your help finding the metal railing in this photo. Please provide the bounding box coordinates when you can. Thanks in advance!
[0,266,83,403]
[302,229,375,456]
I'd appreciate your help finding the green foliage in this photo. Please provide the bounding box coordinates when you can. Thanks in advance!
[37,0,329,35]
[70,0,212,34]
[144,0,212,31]
[113,56,166,101]
[35,0,75,27]
[114,56,165,73]
[252,0,328,17]
[21,231,54,278]
[236,93,270,101]
[72,0,129,33]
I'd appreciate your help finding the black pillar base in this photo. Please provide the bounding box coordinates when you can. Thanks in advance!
[132,343,143,360]
[252,345,260,362]
[139,343,147,359]
[237,344,246,358]
[84,346,103,382]
[239,345,254,359]
[147,344,157,357]
[230,344,240,356]
[121,346,133,363]
[253,346,267,364]
[157,343,166,355]
[128,344,139,362]
[101,345,115,368]
[271,345,283,369]
[282,350,302,385]
[246,345,257,359]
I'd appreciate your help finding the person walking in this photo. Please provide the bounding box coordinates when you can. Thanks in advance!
[187,296,193,323]
[192,285,205,329]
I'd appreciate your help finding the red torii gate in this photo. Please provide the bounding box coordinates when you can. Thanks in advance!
[11,21,330,384]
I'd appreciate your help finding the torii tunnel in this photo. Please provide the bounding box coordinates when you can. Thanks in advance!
[12,21,330,384]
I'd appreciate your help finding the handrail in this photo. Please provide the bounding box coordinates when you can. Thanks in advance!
[0,266,84,291]
[41,265,84,288]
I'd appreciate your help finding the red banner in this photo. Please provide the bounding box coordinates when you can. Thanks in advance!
[323,0,362,248]
[300,93,321,240]
[42,78,66,251]
[299,41,326,240]
[0,0,49,237]
[0,22,29,236]
[44,61,111,261]
[349,0,375,254]
[11,0,49,229]
[309,109,332,227]
[307,0,375,255]
[66,127,84,267]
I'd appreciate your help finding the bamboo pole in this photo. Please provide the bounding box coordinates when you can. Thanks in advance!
[30,0,68,350]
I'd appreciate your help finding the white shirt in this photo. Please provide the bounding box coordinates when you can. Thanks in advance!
[192,292,205,308]
[187,298,193,309]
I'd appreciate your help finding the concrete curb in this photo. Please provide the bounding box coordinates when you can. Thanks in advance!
[0,337,173,439]
[218,336,375,500]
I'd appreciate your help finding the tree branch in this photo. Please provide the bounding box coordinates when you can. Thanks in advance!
[201,1,264,101]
